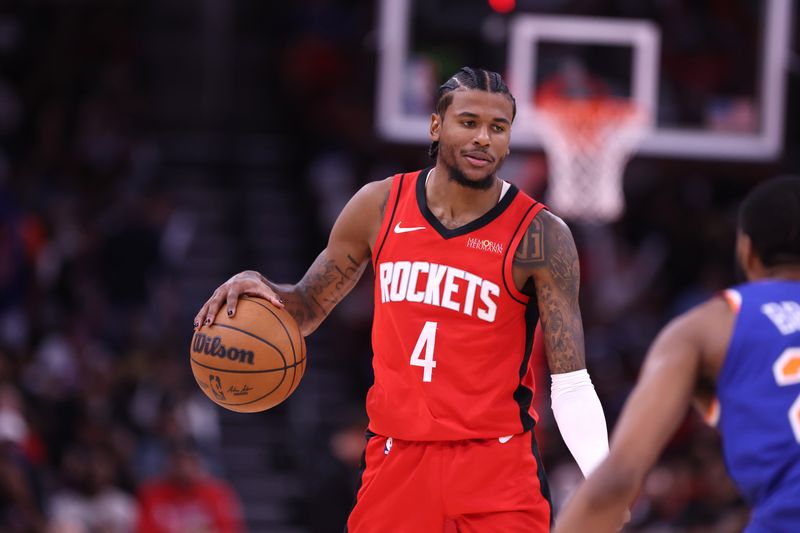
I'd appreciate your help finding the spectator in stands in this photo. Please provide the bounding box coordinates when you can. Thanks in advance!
[136,440,243,533]
[48,445,136,533]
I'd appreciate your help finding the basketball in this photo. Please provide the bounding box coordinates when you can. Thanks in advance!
[190,296,307,413]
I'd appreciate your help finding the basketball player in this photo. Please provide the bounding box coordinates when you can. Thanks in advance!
[195,67,610,531]
[554,176,800,533]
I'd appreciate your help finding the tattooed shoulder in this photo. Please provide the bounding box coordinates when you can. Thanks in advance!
[513,216,544,266]
[516,211,585,373]
[513,210,579,292]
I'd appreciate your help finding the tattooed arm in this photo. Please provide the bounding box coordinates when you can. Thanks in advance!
[195,178,392,336]
[514,210,610,479]
[513,209,585,373]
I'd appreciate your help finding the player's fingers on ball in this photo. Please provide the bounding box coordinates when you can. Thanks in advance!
[240,284,283,308]
[194,301,211,329]
[204,289,225,326]
[193,309,204,330]
[261,287,285,308]
[225,287,242,317]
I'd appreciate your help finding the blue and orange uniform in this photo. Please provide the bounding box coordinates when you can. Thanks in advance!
[718,280,800,533]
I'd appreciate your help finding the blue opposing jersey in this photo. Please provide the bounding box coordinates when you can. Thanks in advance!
[717,280,800,533]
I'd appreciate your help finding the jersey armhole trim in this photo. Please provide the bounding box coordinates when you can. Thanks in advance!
[703,397,721,427]
[372,173,405,267]
[721,289,742,313]
[502,202,546,305]
[714,288,744,410]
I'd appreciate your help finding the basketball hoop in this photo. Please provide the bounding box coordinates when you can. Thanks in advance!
[535,95,651,223]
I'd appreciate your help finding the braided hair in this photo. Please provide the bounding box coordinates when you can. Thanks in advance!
[429,67,516,159]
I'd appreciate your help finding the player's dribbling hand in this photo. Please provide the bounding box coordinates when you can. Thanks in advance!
[194,270,284,329]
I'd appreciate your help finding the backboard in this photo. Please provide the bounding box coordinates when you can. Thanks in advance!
[376,0,792,160]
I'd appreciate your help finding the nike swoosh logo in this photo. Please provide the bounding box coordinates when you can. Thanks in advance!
[394,222,426,234]
[498,435,513,444]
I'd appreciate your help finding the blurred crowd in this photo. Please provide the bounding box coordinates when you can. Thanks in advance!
[1,0,797,532]
[0,3,243,532]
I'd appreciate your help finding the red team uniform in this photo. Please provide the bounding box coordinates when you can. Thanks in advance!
[347,169,552,532]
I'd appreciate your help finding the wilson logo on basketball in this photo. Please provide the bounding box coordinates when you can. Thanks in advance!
[466,237,503,254]
[192,333,255,365]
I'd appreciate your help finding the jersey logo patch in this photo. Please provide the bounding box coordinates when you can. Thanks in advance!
[394,222,426,234]
[466,237,504,254]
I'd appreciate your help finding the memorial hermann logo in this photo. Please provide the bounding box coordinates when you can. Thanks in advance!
[466,237,503,255]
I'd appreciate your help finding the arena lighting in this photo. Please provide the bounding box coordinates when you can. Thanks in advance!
[488,0,515,14]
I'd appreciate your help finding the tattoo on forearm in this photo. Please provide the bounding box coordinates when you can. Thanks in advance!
[538,281,585,373]
[289,252,366,329]
[514,212,585,373]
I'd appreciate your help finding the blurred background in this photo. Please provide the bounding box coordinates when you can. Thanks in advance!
[0,0,798,532]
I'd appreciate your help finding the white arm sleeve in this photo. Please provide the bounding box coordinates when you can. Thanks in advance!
[551,369,609,477]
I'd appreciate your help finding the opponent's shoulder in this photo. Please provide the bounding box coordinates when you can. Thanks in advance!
[670,296,734,338]
[656,296,734,377]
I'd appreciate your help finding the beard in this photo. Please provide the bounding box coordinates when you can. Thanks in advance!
[439,147,504,191]
[445,163,495,190]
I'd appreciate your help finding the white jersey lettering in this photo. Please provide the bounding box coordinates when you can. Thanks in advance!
[762,301,800,335]
[441,267,465,312]
[406,262,428,303]
[462,272,483,316]
[424,264,447,307]
[379,261,500,323]
[477,281,500,322]
[379,263,392,303]
[390,261,411,302]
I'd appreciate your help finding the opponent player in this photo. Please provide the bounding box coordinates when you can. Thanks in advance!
[195,67,609,531]
[554,176,800,533]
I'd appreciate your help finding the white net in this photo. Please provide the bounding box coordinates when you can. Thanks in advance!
[536,97,650,223]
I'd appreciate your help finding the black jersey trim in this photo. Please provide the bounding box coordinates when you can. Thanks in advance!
[416,167,520,240]
[374,174,405,265]
[513,300,540,433]
[343,430,376,533]
[502,202,539,305]
[529,430,554,526]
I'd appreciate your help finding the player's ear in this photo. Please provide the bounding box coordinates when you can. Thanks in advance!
[430,113,441,142]
[737,231,761,279]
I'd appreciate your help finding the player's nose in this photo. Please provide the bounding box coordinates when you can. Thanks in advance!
[473,125,491,146]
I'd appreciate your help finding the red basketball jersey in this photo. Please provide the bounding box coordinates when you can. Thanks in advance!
[368,168,546,441]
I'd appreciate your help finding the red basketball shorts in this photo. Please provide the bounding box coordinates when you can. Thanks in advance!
[346,431,552,533]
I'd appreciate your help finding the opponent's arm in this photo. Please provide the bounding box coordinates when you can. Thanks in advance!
[195,179,391,336]
[553,300,719,533]
[515,211,608,476]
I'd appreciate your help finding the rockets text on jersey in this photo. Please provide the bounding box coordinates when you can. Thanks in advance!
[378,261,500,323]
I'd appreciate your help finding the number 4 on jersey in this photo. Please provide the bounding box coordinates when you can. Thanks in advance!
[410,321,438,382]
[773,348,800,443]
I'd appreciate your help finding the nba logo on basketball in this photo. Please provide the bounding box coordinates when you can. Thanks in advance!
[466,237,503,254]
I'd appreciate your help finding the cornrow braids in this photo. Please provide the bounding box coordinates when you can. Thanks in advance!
[429,67,517,159]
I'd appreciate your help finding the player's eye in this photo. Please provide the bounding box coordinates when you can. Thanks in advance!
[462,120,475,127]
[492,124,506,133]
